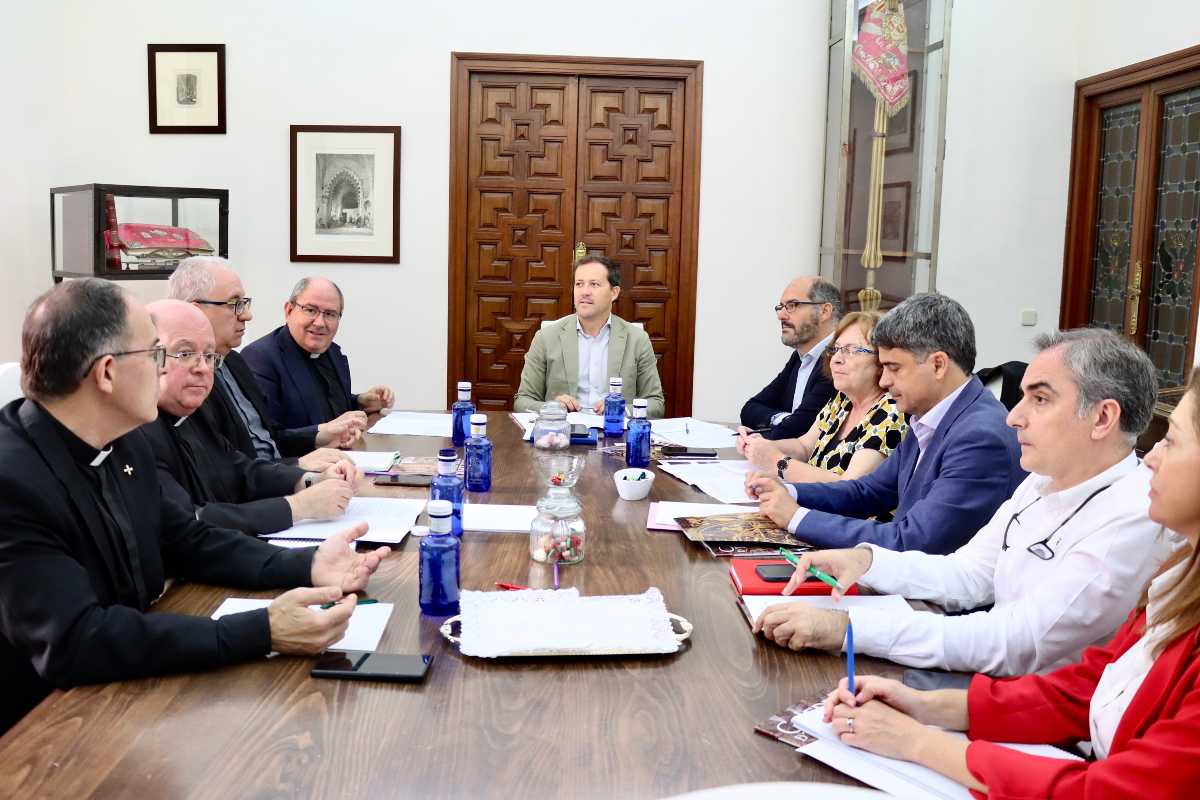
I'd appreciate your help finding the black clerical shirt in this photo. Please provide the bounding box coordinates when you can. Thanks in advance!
[0,399,315,734]
[291,336,353,421]
[144,411,304,535]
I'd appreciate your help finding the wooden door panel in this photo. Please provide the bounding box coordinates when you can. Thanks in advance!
[577,78,685,414]
[466,74,578,409]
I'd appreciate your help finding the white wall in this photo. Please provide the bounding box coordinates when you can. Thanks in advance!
[0,0,830,421]
[938,0,1200,371]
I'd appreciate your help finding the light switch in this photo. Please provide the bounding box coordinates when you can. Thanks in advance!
[1020,309,1038,327]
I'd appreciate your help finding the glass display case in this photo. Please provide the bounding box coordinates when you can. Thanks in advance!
[50,183,228,281]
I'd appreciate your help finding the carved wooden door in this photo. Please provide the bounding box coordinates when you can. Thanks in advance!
[575,77,686,415]
[465,74,579,410]
[455,58,699,414]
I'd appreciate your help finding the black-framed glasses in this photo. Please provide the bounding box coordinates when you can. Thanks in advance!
[165,350,224,370]
[293,303,342,323]
[82,345,167,377]
[1001,483,1114,561]
[826,344,877,358]
[774,299,827,314]
[195,297,253,315]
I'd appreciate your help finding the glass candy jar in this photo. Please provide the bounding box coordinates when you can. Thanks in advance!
[531,402,570,450]
[530,489,586,564]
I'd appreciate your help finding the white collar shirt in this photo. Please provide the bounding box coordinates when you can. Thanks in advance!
[909,379,970,466]
[790,333,835,411]
[576,316,612,408]
[843,453,1176,675]
[1089,555,1186,758]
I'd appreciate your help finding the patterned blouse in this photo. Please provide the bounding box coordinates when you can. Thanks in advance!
[807,391,907,475]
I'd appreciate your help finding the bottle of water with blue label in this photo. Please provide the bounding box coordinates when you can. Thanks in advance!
[430,447,465,536]
[604,376,625,438]
[419,500,460,616]
[451,381,475,447]
[626,398,651,468]
[465,413,492,492]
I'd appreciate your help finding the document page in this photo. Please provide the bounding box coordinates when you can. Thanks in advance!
[462,503,539,532]
[261,497,426,544]
[212,597,393,652]
[368,412,454,437]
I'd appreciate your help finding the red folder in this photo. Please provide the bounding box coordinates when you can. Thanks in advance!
[728,559,860,596]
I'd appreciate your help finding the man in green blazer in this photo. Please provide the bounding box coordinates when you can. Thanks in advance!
[514,256,666,418]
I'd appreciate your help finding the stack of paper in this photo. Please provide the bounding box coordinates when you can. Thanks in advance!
[462,504,539,532]
[657,459,758,504]
[739,593,916,620]
[368,412,454,437]
[789,704,1081,799]
[649,417,737,449]
[647,501,757,531]
[341,450,398,471]
[212,597,393,652]
[261,497,426,544]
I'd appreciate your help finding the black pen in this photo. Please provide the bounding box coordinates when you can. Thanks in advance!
[319,598,379,610]
[732,428,771,436]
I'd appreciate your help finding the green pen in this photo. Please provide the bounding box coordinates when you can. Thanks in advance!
[776,548,847,592]
[319,598,379,610]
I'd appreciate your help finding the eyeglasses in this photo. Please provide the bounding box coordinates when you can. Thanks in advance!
[774,300,828,314]
[1001,483,1114,561]
[293,303,342,323]
[826,344,877,358]
[165,350,224,370]
[82,345,167,377]
[195,297,253,315]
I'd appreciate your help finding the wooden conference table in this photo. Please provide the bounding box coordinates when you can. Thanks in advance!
[0,412,904,799]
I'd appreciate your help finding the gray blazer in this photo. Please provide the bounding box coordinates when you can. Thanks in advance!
[513,314,666,417]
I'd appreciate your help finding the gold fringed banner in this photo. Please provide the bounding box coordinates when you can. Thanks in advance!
[851,0,909,311]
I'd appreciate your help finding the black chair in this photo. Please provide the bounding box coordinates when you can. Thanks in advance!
[976,361,1027,411]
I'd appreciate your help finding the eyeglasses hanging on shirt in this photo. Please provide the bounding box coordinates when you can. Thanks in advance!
[1001,483,1115,560]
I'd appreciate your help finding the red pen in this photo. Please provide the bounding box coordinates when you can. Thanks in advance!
[494,582,530,591]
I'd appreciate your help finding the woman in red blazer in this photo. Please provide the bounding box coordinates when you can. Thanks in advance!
[819,367,1200,799]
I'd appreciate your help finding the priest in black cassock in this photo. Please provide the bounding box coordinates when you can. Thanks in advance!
[0,280,390,734]
[141,299,363,535]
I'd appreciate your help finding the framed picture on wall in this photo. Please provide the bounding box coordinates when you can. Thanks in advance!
[147,44,226,134]
[880,181,911,259]
[290,125,401,263]
[885,70,918,155]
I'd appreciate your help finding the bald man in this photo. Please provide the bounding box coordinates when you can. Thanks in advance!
[141,300,362,535]
[739,277,841,441]
[241,277,395,431]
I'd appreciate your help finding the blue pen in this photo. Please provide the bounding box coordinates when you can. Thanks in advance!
[846,621,856,696]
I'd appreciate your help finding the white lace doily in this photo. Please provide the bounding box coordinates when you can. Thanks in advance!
[454,587,684,658]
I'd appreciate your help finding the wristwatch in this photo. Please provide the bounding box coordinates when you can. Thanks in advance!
[776,456,792,479]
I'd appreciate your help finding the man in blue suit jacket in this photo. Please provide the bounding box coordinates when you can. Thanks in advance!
[242,278,395,430]
[749,293,1023,554]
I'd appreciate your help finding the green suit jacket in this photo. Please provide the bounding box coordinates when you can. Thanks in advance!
[513,314,666,417]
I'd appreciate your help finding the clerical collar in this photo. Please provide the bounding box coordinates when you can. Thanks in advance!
[173,415,189,428]
[288,332,325,361]
[34,401,115,468]
[90,448,113,467]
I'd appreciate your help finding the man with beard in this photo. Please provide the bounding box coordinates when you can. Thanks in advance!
[740,277,840,439]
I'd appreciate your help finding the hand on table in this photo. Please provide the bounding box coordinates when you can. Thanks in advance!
[267,586,354,655]
[753,603,848,651]
[745,473,800,528]
[316,410,368,448]
[553,394,582,412]
[297,447,348,472]
[824,676,932,761]
[741,435,784,470]
[788,548,873,600]
[288,477,352,521]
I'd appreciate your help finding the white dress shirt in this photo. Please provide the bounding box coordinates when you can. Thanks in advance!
[1088,555,1185,758]
[576,316,612,408]
[785,375,970,532]
[770,334,835,426]
[842,453,1174,675]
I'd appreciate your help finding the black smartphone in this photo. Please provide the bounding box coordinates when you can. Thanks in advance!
[661,446,718,458]
[311,651,433,682]
[373,473,433,487]
[569,424,591,438]
[755,564,796,582]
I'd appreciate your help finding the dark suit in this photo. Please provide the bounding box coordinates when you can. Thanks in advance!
[789,376,1025,553]
[740,350,837,440]
[143,411,304,535]
[0,400,314,733]
[241,326,357,430]
[199,349,317,461]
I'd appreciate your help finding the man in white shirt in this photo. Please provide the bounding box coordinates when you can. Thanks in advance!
[739,277,840,439]
[753,328,1174,676]
[513,256,665,416]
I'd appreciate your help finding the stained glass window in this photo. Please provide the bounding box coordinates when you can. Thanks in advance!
[1088,103,1141,332]
[1145,86,1200,388]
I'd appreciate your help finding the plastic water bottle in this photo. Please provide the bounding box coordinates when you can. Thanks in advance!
[430,447,464,536]
[465,413,493,492]
[451,381,475,447]
[419,500,460,616]
[604,376,625,438]
[626,398,651,468]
